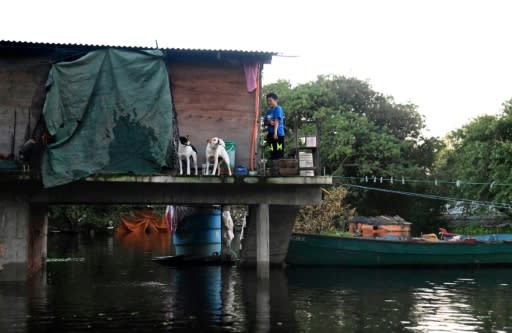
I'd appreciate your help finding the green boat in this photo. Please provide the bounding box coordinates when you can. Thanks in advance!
[286,233,512,267]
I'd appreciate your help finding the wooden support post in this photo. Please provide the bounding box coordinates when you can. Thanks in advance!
[256,203,269,280]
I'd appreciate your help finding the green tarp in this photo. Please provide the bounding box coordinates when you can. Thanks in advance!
[42,48,173,188]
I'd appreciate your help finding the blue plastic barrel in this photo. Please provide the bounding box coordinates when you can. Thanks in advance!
[173,207,221,257]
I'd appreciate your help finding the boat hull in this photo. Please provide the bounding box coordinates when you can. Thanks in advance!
[286,233,512,267]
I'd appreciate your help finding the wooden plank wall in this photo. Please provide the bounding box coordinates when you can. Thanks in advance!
[0,50,261,174]
[0,56,48,156]
[169,62,256,171]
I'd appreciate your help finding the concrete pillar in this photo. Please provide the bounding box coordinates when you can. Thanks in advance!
[255,203,269,279]
[0,200,47,281]
[239,205,300,267]
[0,200,30,281]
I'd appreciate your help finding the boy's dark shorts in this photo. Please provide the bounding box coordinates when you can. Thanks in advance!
[266,133,285,160]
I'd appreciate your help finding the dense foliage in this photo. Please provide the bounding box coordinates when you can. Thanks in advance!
[264,76,445,231]
[263,76,443,178]
[437,100,512,217]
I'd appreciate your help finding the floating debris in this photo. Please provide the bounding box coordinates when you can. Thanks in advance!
[117,209,168,235]
[46,258,85,263]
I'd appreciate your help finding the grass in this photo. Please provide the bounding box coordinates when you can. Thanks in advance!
[452,224,512,235]
[320,230,353,237]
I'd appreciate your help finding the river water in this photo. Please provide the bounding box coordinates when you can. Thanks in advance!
[1,233,512,332]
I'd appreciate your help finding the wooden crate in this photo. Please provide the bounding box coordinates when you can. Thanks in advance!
[271,159,298,176]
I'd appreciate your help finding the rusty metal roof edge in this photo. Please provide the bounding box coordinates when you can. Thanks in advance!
[0,39,278,55]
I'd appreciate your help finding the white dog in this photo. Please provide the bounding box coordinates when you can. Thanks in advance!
[178,136,198,175]
[205,137,232,176]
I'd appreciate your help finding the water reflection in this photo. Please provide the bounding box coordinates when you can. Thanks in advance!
[2,234,512,332]
[0,281,29,332]
[242,268,297,333]
[406,274,512,333]
[116,227,170,255]
[408,281,482,332]
[161,266,228,330]
[286,267,512,333]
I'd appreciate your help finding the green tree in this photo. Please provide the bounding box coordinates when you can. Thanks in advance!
[264,75,444,231]
[316,75,424,139]
[264,75,436,178]
[437,99,512,216]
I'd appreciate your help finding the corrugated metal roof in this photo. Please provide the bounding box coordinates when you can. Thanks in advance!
[0,39,277,56]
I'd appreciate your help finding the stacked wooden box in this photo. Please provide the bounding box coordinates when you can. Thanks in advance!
[299,152,314,176]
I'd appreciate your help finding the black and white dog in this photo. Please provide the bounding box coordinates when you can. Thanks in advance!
[178,136,198,175]
[205,137,232,176]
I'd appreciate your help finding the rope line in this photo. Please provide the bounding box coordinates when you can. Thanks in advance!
[332,175,512,188]
[341,183,512,210]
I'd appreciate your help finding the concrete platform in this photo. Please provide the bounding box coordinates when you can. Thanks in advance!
[2,174,332,205]
[0,173,332,280]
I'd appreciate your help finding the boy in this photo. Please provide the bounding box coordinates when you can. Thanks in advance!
[264,92,285,160]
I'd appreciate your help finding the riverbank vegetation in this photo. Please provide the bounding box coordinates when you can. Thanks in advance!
[451,223,512,235]
[265,75,512,234]
[294,187,355,234]
[49,205,165,233]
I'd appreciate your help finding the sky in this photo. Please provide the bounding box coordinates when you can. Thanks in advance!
[3,0,512,137]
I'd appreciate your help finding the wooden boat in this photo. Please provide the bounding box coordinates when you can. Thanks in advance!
[286,232,512,267]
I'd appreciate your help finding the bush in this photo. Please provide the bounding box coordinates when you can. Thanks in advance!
[294,186,355,234]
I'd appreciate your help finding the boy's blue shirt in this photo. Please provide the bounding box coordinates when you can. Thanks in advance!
[265,105,285,136]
